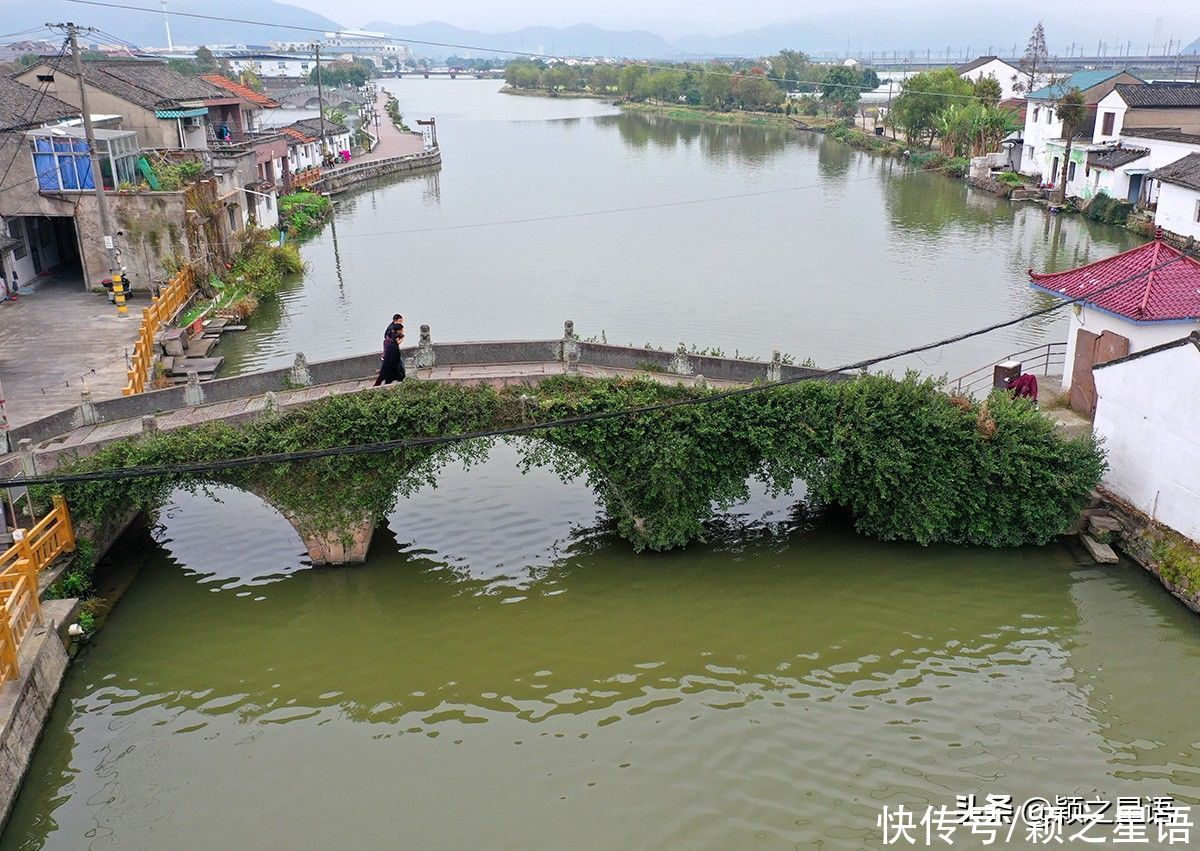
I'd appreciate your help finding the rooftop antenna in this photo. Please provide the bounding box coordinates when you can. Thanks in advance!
[161,0,173,51]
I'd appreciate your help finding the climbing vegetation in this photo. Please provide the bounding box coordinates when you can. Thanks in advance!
[50,373,1104,552]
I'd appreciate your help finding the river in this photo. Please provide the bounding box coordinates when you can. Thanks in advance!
[6,83,1197,850]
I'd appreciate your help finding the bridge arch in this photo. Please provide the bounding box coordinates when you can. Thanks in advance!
[54,374,1103,564]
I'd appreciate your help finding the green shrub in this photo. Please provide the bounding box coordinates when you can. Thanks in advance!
[279,190,332,235]
[1083,194,1133,226]
[997,171,1023,187]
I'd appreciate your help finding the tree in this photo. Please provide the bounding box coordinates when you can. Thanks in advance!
[972,74,1002,105]
[311,60,373,88]
[891,67,973,145]
[822,66,862,117]
[700,63,733,109]
[860,67,880,90]
[239,68,264,92]
[618,64,647,99]
[1053,87,1087,203]
[1016,22,1048,94]
[590,64,618,92]
[731,72,784,111]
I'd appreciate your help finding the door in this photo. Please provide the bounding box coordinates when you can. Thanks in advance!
[1127,173,1143,204]
[1070,328,1130,418]
[1050,157,1060,186]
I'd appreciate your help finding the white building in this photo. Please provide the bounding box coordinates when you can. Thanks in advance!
[1019,70,1142,181]
[1146,152,1200,241]
[1029,236,1200,418]
[956,56,1023,101]
[1092,332,1200,541]
[226,54,313,79]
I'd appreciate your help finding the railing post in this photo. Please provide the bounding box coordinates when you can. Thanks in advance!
[11,530,41,621]
[0,610,18,682]
[52,494,76,553]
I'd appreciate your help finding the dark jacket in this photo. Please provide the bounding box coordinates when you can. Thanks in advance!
[378,339,404,383]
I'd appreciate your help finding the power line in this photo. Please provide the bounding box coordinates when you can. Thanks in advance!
[5,249,1191,488]
[65,0,1001,103]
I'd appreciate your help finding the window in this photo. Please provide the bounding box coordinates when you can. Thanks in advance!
[1067,161,1076,182]
[1195,199,1200,223]
[35,73,54,83]
[1032,107,1040,122]
[1046,109,1053,124]
[227,205,238,231]
[27,128,139,191]
[1101,112,1115,135]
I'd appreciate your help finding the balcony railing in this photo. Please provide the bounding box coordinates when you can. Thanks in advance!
[949,342,1067,397]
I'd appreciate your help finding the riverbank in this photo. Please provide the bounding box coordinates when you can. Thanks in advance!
[499,85,613,100]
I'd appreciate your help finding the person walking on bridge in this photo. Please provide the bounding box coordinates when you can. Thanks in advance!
[374,329,405,386]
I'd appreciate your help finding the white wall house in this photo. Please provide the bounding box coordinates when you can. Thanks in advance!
[226,54,313,79]
[1093,333,1200,541]
[1029,236,1200,418]
[1019,71,1142,181]
[957,56,1023,101]
[1147,153,1200,241]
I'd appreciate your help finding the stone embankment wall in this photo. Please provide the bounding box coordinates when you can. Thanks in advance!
[315,148,441,194]
[1080,489,1200,616]
[0,599,79,825]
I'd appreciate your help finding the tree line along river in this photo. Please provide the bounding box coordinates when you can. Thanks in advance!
[4,81,1195,850]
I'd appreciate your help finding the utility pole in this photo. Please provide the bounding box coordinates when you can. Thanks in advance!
[55,22,125,315]
[161,0,173,51]
[312,42,329,158]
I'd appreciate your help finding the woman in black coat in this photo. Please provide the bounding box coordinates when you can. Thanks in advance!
[374,330,405,386]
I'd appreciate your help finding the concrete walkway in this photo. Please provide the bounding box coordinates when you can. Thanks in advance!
[0,275,139,428]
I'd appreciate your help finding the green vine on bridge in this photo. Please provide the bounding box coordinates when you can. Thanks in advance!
[49,373,1104,553]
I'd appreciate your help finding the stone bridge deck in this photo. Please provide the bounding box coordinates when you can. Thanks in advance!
[1,325,843,480]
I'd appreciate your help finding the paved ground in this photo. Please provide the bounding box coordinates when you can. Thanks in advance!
[0,273,140,428]
[361,90,425,159]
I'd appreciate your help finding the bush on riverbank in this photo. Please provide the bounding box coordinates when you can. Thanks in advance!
[223,228,305,297]
[1083,194,1133,227]
[279,190,332,236]
[53,373,1103,553]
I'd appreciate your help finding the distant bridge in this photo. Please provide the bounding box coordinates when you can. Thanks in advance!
[387,69,505,80]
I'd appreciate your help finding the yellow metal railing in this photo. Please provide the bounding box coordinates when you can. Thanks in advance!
[123,266,197,396]
[0,495,76,687]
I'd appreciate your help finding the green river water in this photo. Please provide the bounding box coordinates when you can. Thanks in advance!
[3,83,1197,849]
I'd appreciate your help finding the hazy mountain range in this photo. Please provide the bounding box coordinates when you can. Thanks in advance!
[1,0,1196,58]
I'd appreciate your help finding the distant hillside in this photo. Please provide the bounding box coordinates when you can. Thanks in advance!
[0,0,341,48]
[361,20,675,59]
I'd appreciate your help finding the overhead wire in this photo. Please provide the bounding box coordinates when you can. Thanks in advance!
[4,249,1192,489]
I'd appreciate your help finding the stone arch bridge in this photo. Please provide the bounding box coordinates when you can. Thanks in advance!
[2,323,842,564]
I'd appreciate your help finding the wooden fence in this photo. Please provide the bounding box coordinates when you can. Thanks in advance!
[0,496,75,686]
[123,266,197,396]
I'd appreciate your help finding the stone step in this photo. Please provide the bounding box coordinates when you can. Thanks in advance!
[1080,533,1120,564]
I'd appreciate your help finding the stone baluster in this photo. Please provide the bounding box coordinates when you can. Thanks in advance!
[416,325,435,369]
[262,391,278,415]
[561,320,579,367]
[670,343,693,376]
[17,439,35,477]
[79,382,98,426]
[290,352,312,387]
[141,415,158,436]
[767,350,783,383]
[184,371,204,406]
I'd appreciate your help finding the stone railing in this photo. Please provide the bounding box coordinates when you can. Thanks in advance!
[3,322,846,460]
[314,148,441,193]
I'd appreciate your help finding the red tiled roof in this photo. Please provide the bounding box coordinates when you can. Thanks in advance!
[200,74,280,109]
[1029,238,1200,323]
[281,126,316,143]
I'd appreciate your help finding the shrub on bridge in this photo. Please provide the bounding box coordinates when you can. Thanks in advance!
[52,374,1104,553]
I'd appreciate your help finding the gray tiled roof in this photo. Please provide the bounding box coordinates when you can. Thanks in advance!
[1087,146,1149,169]
[1115,82,1200,109]
[55,59,226,110]
[1148,152,1200,191]
[0,76,77,131]
[1122,127,1200,145]
[289,117,350,138]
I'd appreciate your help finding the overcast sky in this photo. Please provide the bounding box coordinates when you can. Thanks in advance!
[284,0,1200,45]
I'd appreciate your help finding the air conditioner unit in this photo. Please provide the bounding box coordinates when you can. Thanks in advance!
[183,116,204,129]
